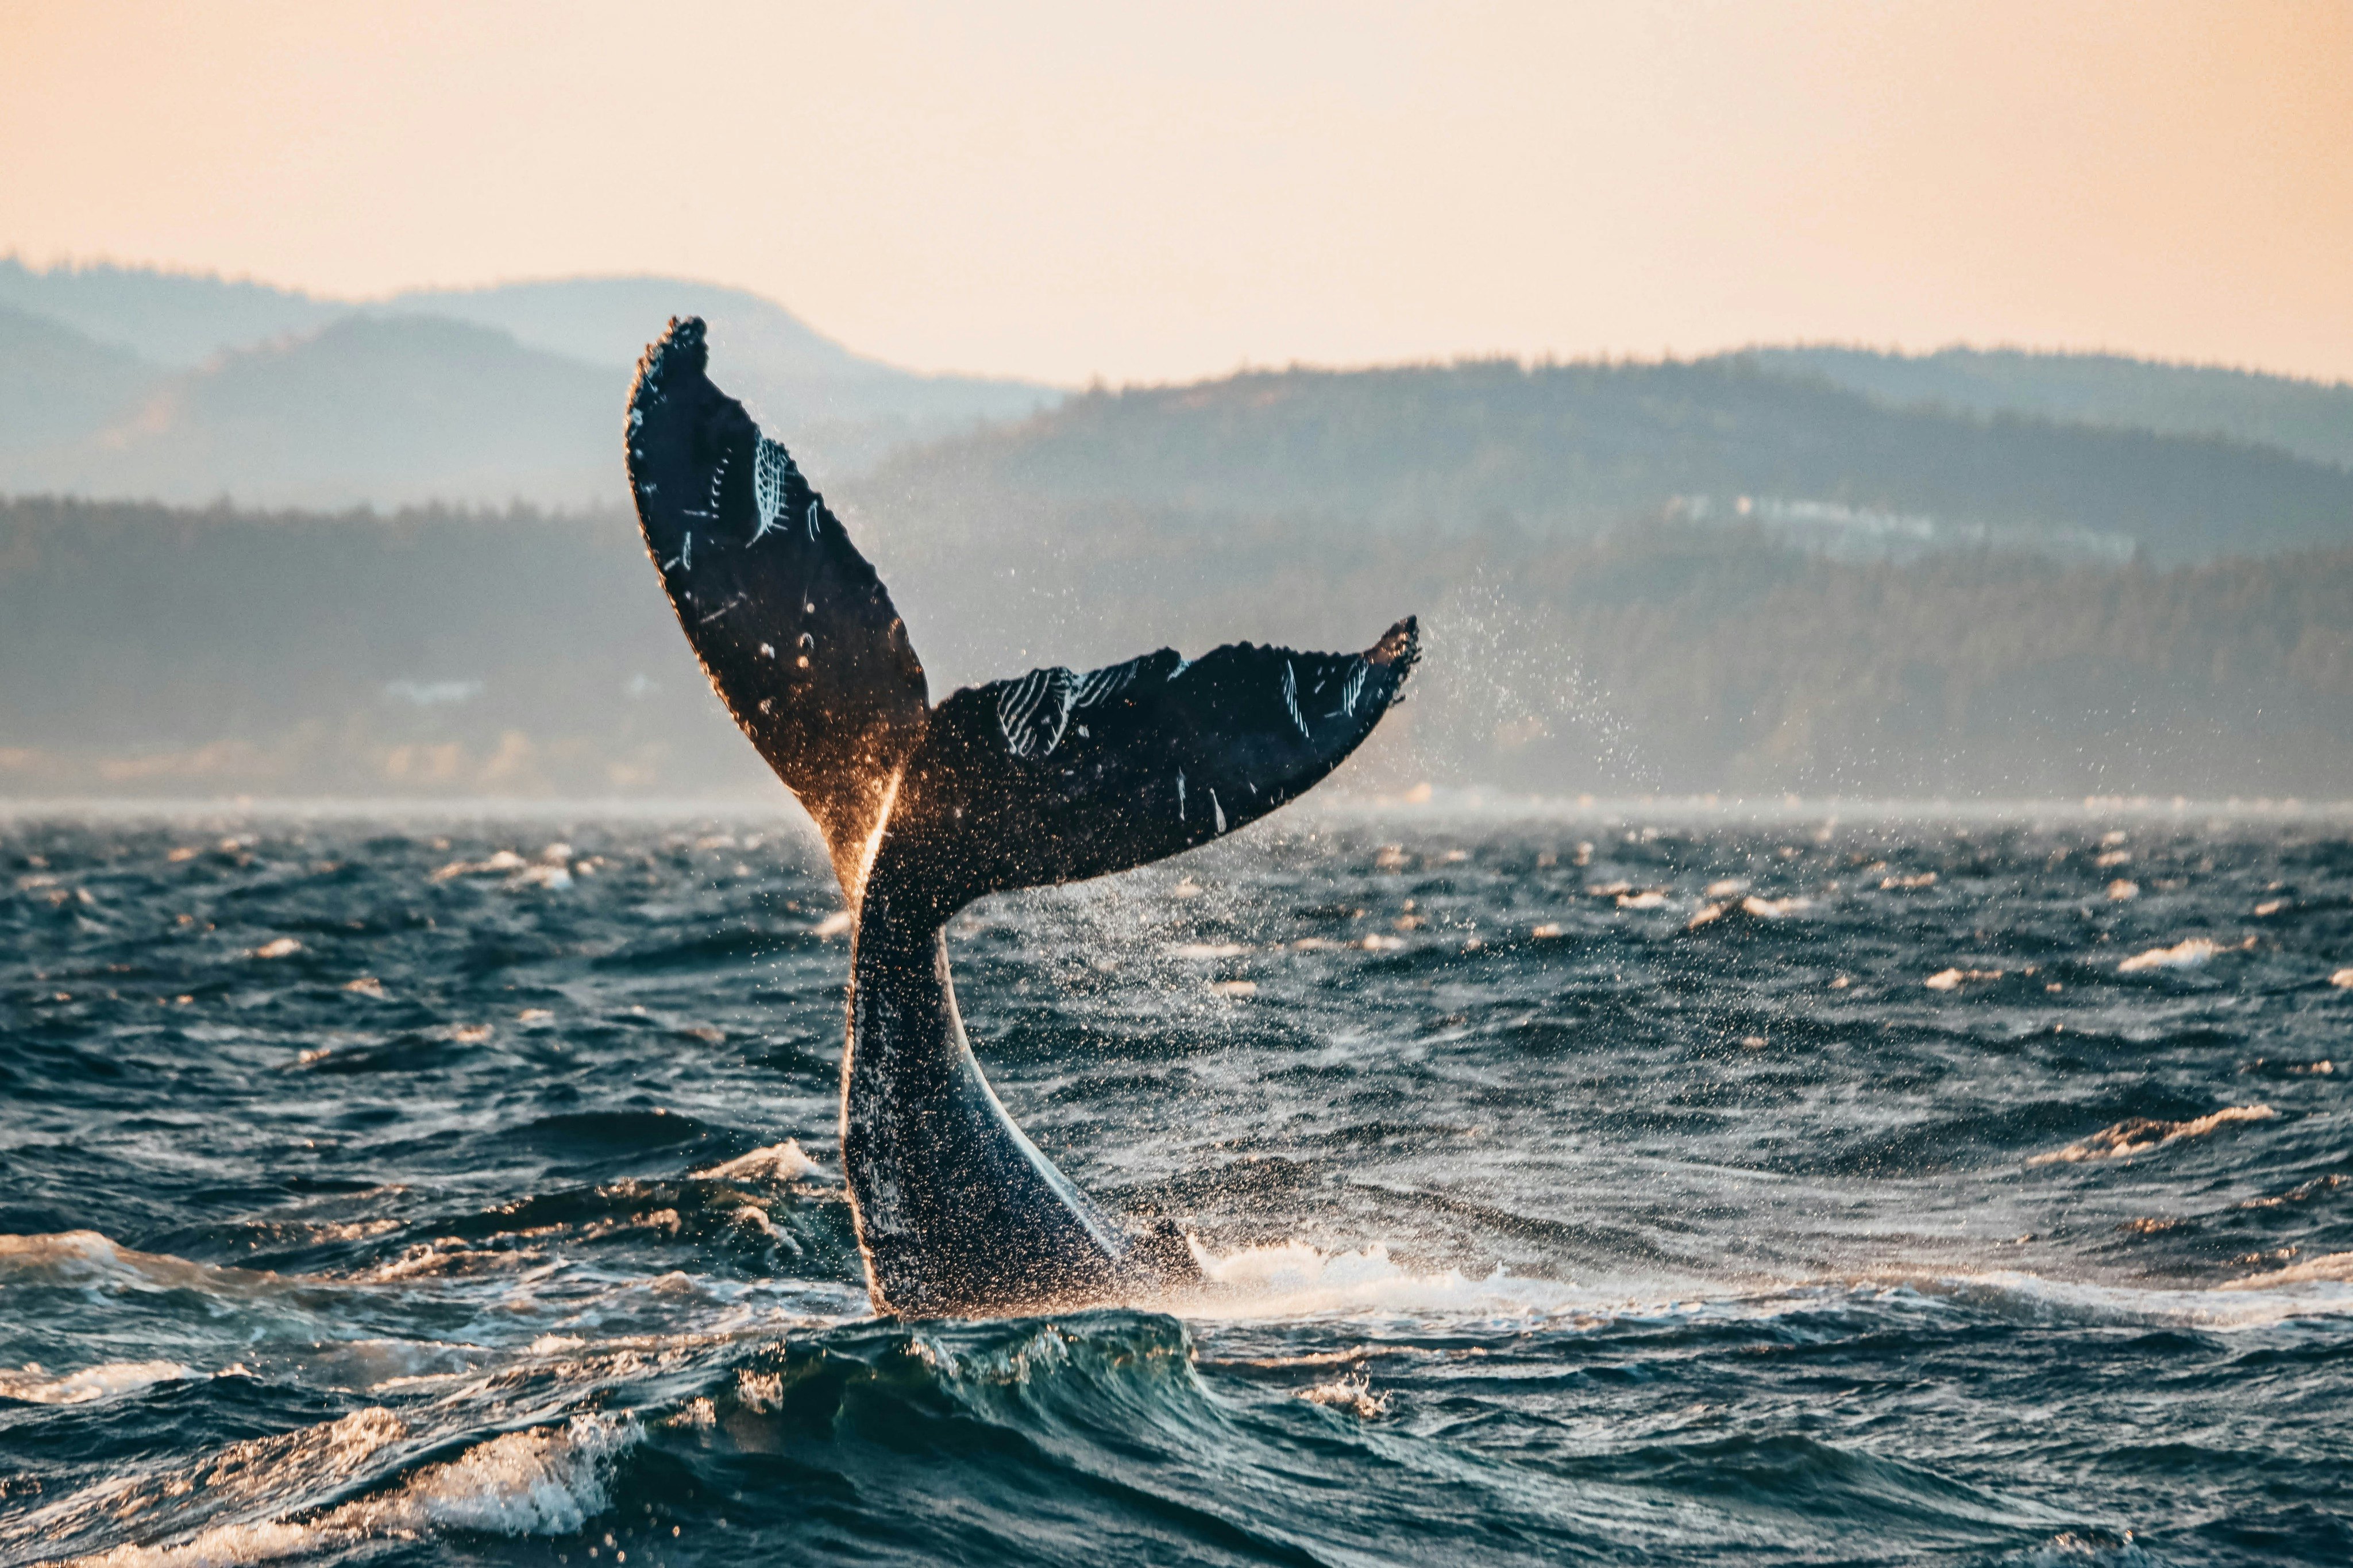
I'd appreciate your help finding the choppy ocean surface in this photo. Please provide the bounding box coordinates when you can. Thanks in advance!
[3,805,2350,1567]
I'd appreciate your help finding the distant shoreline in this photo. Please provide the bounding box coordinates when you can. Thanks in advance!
[6,793,2349,825]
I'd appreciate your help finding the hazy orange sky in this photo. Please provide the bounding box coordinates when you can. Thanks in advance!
[3,0,2348,385]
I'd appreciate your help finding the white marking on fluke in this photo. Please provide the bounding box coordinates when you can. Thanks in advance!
[996,668,1070,758]
[996,655,1152,759]
[751,435,790,542]
[1282,660,1310,739]
[1336,662,1368,719]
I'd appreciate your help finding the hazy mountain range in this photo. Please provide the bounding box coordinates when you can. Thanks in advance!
[3,257,2351,799]
[863,358,2353,565]
[0,258,1055,506]
[3,257,2349,565]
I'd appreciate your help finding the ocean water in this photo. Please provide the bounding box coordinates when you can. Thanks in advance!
[3,805,2350,1567]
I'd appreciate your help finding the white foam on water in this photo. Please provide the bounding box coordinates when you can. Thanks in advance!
[2220,1250,2353,1289]
[1166,1235,2353,1338]
[68,1519,329,1568]
[1880,1267,2353,1330]
[692,1139,821,1181]
[1168,942,1249,959]
[0,1231,287,1299]
[2018,1530,2157,1566]
[1172,1239,1606,1322]
[1297,1370,1390,1418]
[20,1409,409,1567]
[351,1411,636,1535]
[1740,894,1810,918]
[2117,936,2248,972]
[0,1360,191,1405]
[2026,1104,2274,1166]
[61,1413,637,1568]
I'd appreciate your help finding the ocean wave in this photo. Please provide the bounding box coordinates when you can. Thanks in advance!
[691,1139,822,1181]
[1885,1268,2353,1330]
[14,816,2353,1566]
[2220,1250,2353,1289]
[55,1412,636,1568]
[2025,1105,2275,1166]
[2116,936,2249,972]
[0,1231,290,1300]
[2012,1531,2157,1566]
[1174,1238,1596,1321]
[7,1408,410,1566]
[0,1360,191,1405]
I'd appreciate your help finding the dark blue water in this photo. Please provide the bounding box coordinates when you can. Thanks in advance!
[3,806,2350,1567]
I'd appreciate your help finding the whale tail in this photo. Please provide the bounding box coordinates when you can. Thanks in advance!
[626,317,1416,909]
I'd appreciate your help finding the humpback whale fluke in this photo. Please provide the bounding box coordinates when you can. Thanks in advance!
[626,317,1418,1316]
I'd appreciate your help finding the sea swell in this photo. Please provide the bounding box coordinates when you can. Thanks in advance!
[3,809,2351,1565]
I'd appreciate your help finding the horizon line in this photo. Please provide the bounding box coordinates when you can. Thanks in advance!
[11,249,2352,397]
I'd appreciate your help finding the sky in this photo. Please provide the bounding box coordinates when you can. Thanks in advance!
[2,0,2348,387]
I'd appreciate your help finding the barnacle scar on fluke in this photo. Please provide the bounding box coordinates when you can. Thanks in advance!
[625,317,1418,1316]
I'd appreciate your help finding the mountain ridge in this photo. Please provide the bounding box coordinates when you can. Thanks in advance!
[858,357,2353,563]
[3,258,2349,560]
[1733,343,2353,470]
[0,259,1060,506]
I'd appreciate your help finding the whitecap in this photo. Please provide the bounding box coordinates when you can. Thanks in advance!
[2018,1530,2157,1565]
[1168,942,1248,959]
[1172,1238,1595,1322]
[429,849,529,882]
[1894,1267,2352,1331]
[692,1139,821,1181]
[62,1412,636,1568]
[1298,1370,1389,1418]
[0,1231,287,1300]
[354,1411,635,1536]
[2223,1250,2353,1289]
[2117,936,2244,972]
[2026,1104,2273,1166]
[1744,894,1807,917]
[0,1360,191,1405]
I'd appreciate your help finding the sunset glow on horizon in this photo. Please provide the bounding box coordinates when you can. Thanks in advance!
[3,0,2348,386]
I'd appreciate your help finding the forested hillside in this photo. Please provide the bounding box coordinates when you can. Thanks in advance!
[1744,345,2353,470]
[4,496,2348,801]
[868,358,2353,563]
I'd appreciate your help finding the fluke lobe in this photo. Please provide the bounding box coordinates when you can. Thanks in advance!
[625,319,1418,1316]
